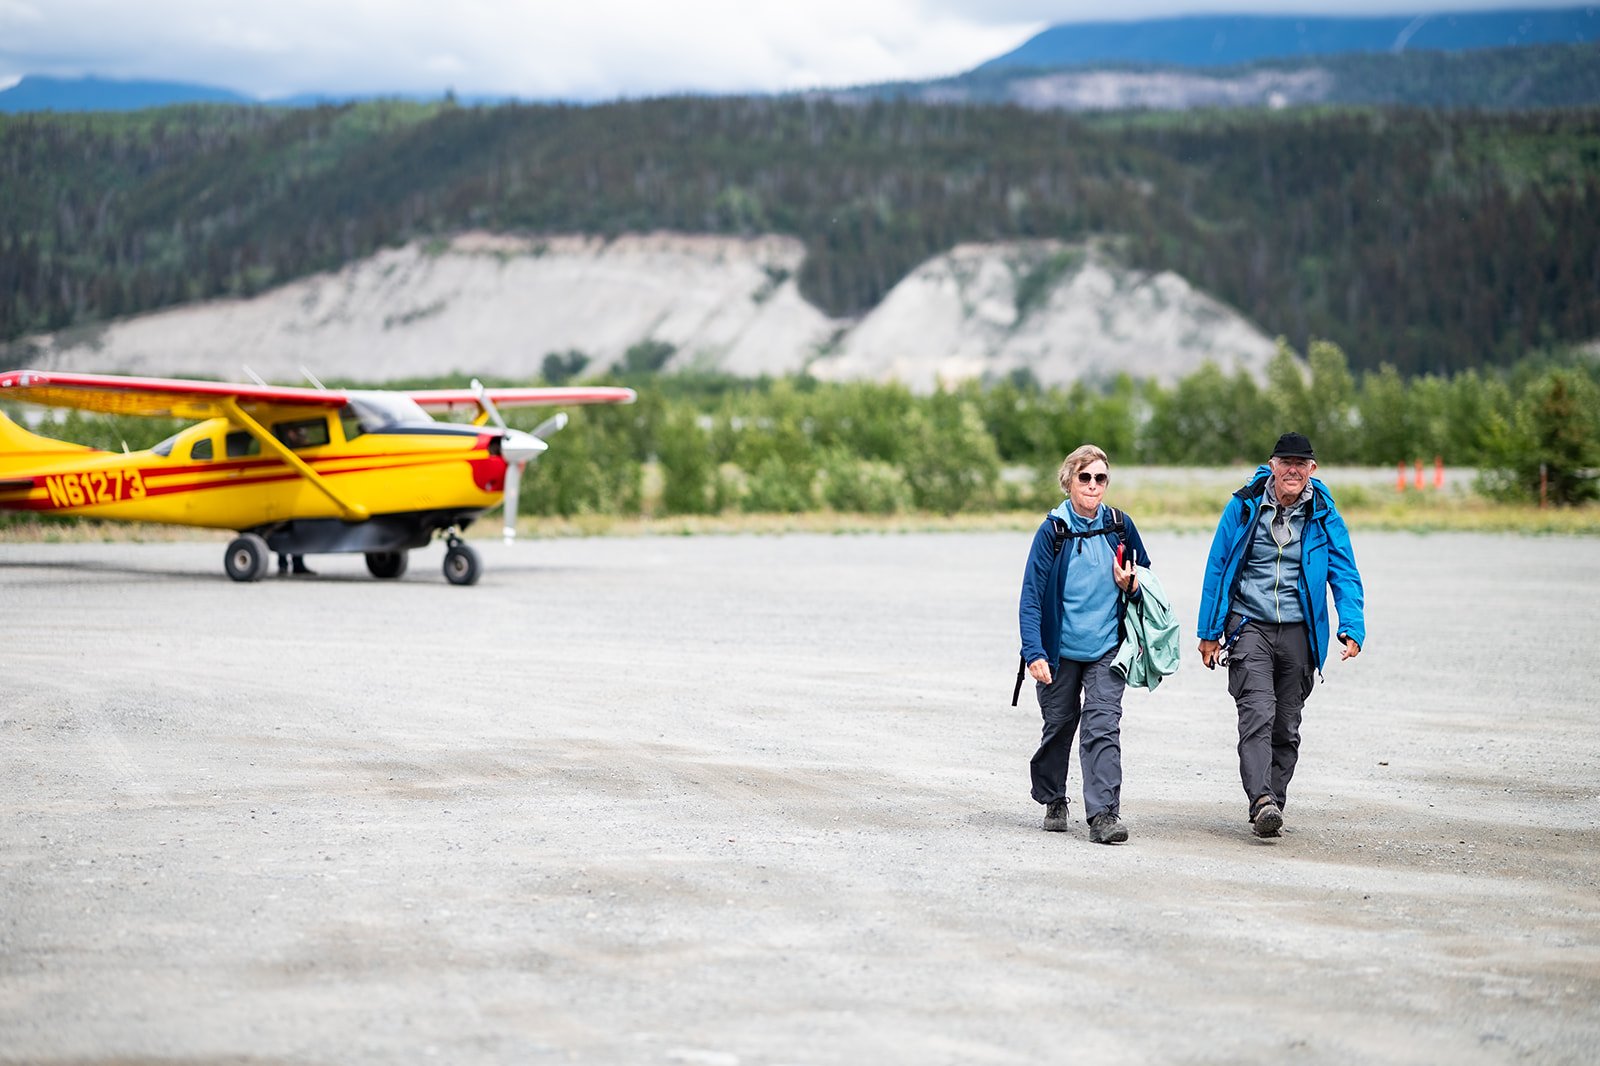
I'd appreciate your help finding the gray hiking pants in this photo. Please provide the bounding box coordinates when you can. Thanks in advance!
[1227,614,1315,817]
[1030,650,1126,821]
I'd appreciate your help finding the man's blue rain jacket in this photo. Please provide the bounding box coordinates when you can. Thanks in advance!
[1197,466,1366,670]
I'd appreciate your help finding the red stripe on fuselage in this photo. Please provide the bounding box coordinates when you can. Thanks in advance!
[138,454,491,498]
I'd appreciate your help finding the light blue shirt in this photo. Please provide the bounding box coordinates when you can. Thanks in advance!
[1051,501,1122,662]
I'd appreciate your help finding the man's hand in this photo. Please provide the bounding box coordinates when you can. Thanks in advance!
[1198,639,1222,669]
[1340,636,1361,661]
[1027,659,1053,685]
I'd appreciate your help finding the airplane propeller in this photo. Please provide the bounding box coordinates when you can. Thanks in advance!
[472,380,560,543]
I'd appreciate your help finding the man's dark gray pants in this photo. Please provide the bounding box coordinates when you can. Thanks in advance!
[1030,650,1125,821]
[1227,616,1315,817]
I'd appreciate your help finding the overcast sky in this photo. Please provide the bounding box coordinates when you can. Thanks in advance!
[0,0,1570,101]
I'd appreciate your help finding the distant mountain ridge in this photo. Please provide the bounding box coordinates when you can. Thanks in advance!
[839,39,1600,111]
[0,75,253,113]
[0,75,513,114]
[981,7,1600,70]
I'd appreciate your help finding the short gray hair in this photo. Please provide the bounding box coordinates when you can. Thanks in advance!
[1058,444,1109,493]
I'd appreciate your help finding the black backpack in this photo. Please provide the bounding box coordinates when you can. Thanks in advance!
[1011,507,1126,707]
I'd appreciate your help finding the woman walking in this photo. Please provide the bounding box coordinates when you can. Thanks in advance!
[1017,445,1151,844]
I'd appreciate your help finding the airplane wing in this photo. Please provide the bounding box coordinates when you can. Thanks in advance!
[0,370,347,419]
[407,385,636,415]
[0,370,635,419]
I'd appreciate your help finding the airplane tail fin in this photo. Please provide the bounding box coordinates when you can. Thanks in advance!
[0,409,96,472]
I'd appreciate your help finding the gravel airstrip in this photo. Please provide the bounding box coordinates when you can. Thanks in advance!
[2,530,1598,1065]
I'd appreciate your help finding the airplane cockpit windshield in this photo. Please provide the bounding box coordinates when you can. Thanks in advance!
[344,393,435,431]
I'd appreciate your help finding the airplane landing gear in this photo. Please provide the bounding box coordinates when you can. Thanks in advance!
[224,533,272,582]
[442,533,481,586]
[365,550,409,579]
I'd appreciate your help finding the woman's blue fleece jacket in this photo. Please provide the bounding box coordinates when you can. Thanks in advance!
[1197,465,1366,670]
[1018,504,1150,667]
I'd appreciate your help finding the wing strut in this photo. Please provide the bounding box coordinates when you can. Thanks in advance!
[220,398,370,522]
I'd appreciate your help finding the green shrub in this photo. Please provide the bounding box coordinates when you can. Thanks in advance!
[900,392,1001,514]
[656,410,717,514]
[740,455,817,513]
[518,406,641,516]
[819,450,912,514]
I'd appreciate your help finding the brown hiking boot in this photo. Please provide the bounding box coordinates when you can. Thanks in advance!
[1089,812,1129,844]
[1042,799,1070,832]
[1251,799,1283,838]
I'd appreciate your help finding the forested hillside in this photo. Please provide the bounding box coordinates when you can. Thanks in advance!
[3,97,1597,377]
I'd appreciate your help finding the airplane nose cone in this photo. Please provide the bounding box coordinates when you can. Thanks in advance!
[501,429,547,465]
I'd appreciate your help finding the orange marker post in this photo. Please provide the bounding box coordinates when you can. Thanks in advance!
[1397,461,1407,492]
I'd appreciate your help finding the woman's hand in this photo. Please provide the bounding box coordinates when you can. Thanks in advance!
[1113,554,1138,594]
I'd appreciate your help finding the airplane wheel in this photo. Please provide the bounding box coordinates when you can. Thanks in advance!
[365,550,409,579]
[443,541,481,586]
[224,533,271,583]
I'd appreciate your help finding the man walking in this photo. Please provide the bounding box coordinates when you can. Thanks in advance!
[1196,433,1366,838]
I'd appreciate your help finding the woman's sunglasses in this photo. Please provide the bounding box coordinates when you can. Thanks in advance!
[1076,472,1109,485]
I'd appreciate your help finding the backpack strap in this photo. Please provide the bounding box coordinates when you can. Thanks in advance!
[1047,515,1068,553]
[1059,507,1126,555]
[1236,477,1269,524]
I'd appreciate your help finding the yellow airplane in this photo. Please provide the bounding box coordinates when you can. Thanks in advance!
[0,369,635,584]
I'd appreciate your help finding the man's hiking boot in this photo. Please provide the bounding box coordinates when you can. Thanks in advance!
[1088,812,1129,844]
[1251,799,1284,838]
[1042,799,1070,832]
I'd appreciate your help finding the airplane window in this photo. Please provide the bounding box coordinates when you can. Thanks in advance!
[346,393,432,430]
[274,418,330,450]
[273,416,329,448]
[340,412,365,442]
[152,433,180,457]
[190,438,214,460]
[226,431,260,458]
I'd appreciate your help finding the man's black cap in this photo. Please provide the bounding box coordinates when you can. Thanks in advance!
[1272,432,1315,460]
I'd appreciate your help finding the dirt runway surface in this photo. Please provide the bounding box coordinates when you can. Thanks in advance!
[3,531,1598,1065]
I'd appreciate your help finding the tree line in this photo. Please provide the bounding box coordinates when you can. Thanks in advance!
[3,99,1597,378]
[514,342,1600,515]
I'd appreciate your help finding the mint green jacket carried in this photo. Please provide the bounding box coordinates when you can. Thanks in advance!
[1111,565,1181,690]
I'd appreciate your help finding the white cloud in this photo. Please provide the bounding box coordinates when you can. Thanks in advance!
[0,0,1038,99]
[0,0,42,22]
[0,0,1574,100]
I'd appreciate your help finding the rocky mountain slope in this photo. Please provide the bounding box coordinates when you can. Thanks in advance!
[10,232,1277,389]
